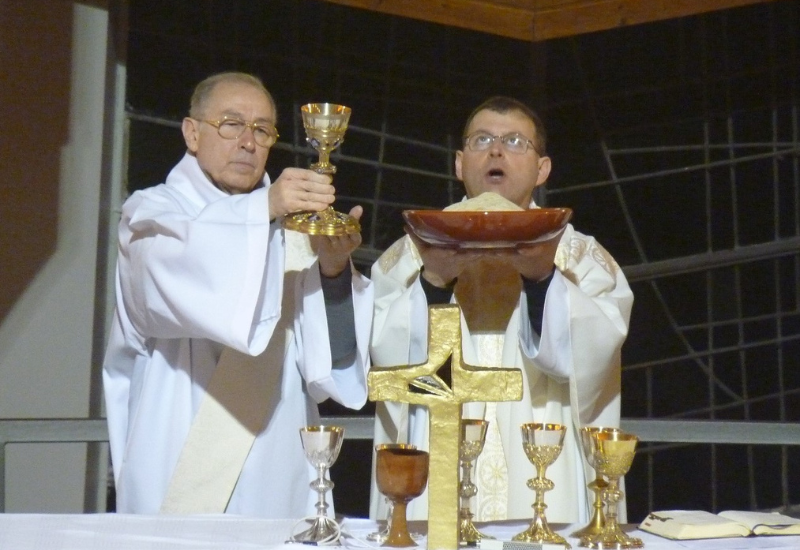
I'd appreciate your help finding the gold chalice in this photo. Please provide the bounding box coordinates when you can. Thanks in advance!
[579,431,643,549]
[289,425,344,544]
[572,427,619,538]
[283,103,361,236]
[459,419,492,545]
[376,445,430,547]
[513,423,570,548]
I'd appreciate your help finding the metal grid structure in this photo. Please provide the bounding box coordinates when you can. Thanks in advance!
[579,107,800,516]
[121,0,800,521]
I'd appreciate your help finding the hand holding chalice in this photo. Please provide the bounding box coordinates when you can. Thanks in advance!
[283,103,360,236]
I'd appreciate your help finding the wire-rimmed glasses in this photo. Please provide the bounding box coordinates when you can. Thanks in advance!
[463,132,539,155]
[200,116,279,148]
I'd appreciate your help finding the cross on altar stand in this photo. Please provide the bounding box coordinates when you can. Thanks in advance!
[368,304,523,550]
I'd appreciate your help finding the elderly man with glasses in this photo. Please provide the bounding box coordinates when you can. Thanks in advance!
[103,72,372,517]
[369,96,633,525]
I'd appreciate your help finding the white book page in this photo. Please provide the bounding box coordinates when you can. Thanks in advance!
[640,510,751,540]
[719,511,800,531]
[650,510,739,526]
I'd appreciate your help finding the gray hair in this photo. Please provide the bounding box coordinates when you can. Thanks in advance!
[188,72,276,121]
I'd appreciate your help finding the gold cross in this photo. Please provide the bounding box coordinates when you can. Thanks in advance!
[369,304,523,550]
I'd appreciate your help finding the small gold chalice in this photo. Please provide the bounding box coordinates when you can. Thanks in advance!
[459,419,492,545]
[579,430,643,549]
[571,427,619,538]
[283,102,361,236]
[513,423,570,548]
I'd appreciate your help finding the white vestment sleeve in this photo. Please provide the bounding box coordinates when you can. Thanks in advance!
[522,227,633,425]
[119,187,283,355]
[295,255,373,410]
[370,237,430,368]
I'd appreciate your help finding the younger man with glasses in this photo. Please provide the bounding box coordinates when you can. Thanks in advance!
[103,72,372,517]
[369,96,633,524]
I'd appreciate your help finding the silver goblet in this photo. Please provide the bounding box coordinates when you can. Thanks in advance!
[289,425,345,544]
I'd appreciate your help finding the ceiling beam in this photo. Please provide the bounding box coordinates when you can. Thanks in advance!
[318,0,777,42]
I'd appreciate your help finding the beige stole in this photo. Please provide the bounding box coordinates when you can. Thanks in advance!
[161,230,312,513]
[454,259,521,521]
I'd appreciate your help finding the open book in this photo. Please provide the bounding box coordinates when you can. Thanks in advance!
[639,510,800,540]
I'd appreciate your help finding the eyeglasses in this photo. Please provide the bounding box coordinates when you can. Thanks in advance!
[201,116,279,148]
[464,132,539,155]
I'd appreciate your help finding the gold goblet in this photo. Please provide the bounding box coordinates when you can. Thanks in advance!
[376,445,430,547]
[289,425,345,544]
[513,423,570,548]
[579,431,643,549]
[459,419,492,545]
[283,102,361,236]
[572,427,619,538]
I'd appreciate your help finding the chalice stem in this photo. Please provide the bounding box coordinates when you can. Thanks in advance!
[603,478,620,528]
[581,475,643,548]
[387,501,415,547]
[315,465,329,516]
[570,477,607,538]
[459,461,471,509]
[314,152,332,173]
[592,477,607,514]
[534,467,548,515]
[514,464,569,547]
[459,458,493,544]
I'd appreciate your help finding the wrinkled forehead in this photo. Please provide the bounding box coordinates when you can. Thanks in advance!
[465,108,537,138]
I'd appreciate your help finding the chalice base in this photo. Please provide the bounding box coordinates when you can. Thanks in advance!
[384,529,417,548]
[513,515,571,549]
[291,516,340,543]
[571,508,606,539]
[459,515,494,545]
[283,206,361,236]
[291,515,341,544]
[571,481,607,538]
[579,525,643,549]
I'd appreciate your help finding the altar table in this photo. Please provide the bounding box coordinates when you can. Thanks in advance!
[1,514,799,549]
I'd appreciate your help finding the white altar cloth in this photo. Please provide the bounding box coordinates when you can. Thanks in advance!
[2,514,800,550]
